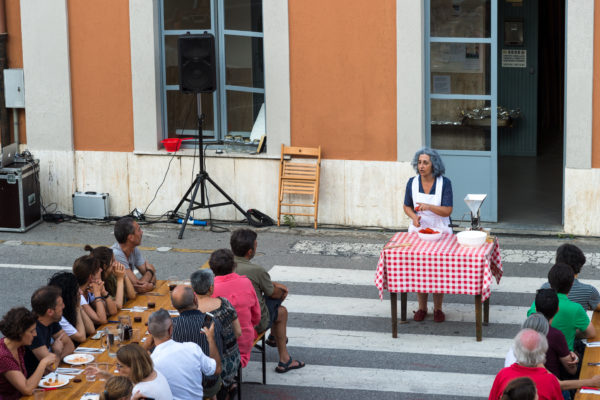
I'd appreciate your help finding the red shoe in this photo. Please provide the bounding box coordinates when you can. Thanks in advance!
[433,309,445,323]
[413,309,427,322]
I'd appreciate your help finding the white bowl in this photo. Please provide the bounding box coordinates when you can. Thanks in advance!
[456,230,487,247]
[417,231,443,242]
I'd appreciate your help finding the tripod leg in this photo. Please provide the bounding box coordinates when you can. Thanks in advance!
[204,175,248,218]
[173,176,199,216]
[178,176,204,239]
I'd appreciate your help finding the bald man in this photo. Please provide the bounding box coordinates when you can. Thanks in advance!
[489,329,562,400]
[170,285,224,399]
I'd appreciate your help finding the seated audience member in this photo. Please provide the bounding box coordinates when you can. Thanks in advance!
[87,344,172,400]
[170,285,224,398]
[48,272,95,343]
[504,313,550,368]
[489,329,562,400]
[500,377,537,400]
[527,263,595,351]
[148,308,221,400]
[209,249,261,369]
[230,229,305,373]
[191,269,241,395]
[534,288,600,396]
[24,286,74,377]
[0,307,57,399]
[111,217,156,293]
[540,244,600,311]
[101,375,133,400]
[86,244,136,308]
[73,255,116,325]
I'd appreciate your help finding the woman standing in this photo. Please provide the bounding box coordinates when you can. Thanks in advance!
[403,147,453,323]
[0,307,57,399]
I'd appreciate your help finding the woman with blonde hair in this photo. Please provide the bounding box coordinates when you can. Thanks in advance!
[100,375,133,400]
[85,344,172,400]
[115,344,172,400]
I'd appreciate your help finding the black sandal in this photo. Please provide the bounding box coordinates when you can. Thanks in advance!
[275,357,305,373]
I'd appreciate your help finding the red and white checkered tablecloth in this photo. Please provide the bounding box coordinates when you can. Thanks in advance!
[375,232,503,301]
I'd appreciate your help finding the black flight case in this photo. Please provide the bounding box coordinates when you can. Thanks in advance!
[0,160,42,232]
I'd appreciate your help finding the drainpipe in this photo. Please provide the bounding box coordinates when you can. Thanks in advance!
[0,0,9,147]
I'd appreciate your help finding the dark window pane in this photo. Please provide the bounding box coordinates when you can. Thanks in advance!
[430,42,490,95]
[226,90,264,137]
[224,0,262,32]
[166,91,215,138]
[225,35,264,88]
[430,0,490,38]
[164,0,211,30]
[165,35,179,86]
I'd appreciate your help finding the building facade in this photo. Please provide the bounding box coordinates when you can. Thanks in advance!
[4,0,600,235]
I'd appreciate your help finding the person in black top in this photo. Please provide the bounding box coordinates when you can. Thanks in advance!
[24,286,74,376]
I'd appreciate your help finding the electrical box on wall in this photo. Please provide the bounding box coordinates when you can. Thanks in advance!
[4,69,25,108]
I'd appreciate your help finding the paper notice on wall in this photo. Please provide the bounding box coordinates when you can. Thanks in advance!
[432,75,451,94]
[502,49,527,68]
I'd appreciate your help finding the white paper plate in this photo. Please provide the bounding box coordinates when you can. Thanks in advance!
[63,353,95,365]
[39,374,70,388]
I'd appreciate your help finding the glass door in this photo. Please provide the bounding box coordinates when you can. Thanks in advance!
[425,0,498,222]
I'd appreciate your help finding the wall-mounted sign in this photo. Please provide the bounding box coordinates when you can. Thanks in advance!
[501,49,526,68]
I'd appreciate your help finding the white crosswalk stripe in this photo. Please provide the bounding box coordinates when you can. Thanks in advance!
[243,362,495,398]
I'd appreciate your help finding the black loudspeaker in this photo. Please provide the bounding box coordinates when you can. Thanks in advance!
[178,33,217,93]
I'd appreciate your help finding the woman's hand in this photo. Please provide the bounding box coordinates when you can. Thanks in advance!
[90,282,102,298]
[412,215,421,227]
[41,353,57,369]
[113,262,126,281]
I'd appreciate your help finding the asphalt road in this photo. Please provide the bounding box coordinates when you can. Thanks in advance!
[1,220,600,399]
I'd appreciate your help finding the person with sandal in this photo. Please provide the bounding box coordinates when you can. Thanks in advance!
[403,147,453,323]
[230,229,306,373]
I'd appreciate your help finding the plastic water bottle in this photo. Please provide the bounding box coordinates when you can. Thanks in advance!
[177,218,207,226]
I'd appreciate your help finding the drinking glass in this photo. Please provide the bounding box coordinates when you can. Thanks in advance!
[168,276,178,291]
[32,388,44,400]
[97,362,109,381]
[106,329,120,358]
[85,363,97,382]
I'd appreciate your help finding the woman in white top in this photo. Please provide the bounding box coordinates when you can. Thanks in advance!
[116,344,172,400]
[403,147,453,323]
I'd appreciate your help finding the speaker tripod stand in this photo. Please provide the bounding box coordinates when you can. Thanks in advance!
[172,95,247,239]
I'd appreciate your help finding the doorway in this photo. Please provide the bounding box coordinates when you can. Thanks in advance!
[497,0,564,227]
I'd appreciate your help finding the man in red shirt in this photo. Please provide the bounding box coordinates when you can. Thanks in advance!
[489,329,562,400]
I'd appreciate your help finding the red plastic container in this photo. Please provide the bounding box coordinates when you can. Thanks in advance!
[161,138,192,152]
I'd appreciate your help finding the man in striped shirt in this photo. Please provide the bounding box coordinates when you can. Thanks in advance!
[171,285,224,399]
[538,244,600,311]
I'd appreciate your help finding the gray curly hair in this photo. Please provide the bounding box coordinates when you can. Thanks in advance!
[411,147,446,177]
[513,328,547,367]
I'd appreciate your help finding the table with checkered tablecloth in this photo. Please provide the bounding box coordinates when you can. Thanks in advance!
[375,232,503,341]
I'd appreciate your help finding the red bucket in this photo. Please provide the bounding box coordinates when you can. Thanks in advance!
[161,138,192,152]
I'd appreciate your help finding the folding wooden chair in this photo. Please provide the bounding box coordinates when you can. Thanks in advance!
[235,331,266,400]
[277,144,321,229]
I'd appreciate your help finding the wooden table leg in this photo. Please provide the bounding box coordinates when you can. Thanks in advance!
[400,293,407,322]
[391,293,398,338]
[475,294,482,342]
[483,298,489,326]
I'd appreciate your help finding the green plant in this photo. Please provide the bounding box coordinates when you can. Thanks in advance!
[283,215,297,228]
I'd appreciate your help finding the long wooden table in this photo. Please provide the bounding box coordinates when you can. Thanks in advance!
[22,280,174,399]
[575,310,600,399]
